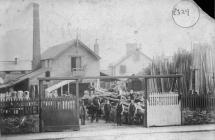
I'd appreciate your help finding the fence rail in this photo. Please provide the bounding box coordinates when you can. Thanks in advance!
[41,97,76,110]
[0,98,39,117]
[181,95,215,109]
[0,97,77,117]
[148,92,179,106]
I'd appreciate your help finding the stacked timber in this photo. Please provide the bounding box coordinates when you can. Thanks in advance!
[192,43,215,95]
[143,44,215,95]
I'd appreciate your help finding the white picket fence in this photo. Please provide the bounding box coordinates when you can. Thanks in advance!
[148,92,179,106]
[147,92,181,126]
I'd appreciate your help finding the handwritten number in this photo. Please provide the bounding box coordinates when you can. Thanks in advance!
[173,8,190,16]
[185,9,190,16]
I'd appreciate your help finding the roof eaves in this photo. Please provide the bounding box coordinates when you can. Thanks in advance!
[114,53,133,67]
[78,40,101,60]
[113,51,152,67]
[138,51,152,61]
[41,40,75,60]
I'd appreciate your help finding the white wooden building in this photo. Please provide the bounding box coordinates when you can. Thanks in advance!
[109,43,152,76]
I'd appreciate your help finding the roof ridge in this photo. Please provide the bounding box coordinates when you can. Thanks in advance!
[113,50,152,66]
[41,39,100,60]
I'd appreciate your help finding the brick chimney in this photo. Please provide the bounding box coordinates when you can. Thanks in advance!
[32,3,41,70]
[126,43,138,56]
[94,39,99,55]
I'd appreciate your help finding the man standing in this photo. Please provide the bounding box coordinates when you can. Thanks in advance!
[104,100,111,123]
[116,99,124,126]
[88,102,95,123]
[92,96,100,122]
[128,99,136,125]
[80,101,86,125]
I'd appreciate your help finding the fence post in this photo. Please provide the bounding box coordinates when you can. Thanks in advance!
[39,80,43,132]
[145,78,148,127]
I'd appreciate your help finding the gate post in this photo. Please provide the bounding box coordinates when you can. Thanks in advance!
[76,79,80,130]
[144,78,148,127]
[39,80,43,132]
[178,77,182,125]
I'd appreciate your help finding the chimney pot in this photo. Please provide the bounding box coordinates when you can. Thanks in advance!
[126,43,138,56]
[94,39,99,55]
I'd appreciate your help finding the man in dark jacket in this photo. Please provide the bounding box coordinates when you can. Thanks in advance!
[88,103,95,122]
[92,96,100,122]
[128,99,136,125]
[80,101,86,125]
[116,100,124,126]
[104,100,111,123]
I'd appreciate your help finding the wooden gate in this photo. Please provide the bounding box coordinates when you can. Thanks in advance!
[41,97,79,131]
[39,80,80,132]
[147,92,181,126]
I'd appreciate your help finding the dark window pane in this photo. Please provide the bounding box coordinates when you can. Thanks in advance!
[45,71,50,77]
[71,57,76,71]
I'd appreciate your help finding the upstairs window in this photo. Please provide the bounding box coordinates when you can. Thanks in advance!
[45,71,50,77]
[45,71,50,82]
[5,71,11,74]
[71,57,81,71]
[119,65,126,74]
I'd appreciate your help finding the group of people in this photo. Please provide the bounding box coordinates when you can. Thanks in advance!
[80,96,101,125]
[79,96,142,126]
[115,98,138,126]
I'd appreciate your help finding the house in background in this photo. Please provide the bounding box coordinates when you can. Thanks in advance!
[108,43,152,76]
[0,59,32,85]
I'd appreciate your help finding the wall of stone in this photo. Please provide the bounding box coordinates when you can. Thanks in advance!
[1,115,39,134]
[182,108,215,125]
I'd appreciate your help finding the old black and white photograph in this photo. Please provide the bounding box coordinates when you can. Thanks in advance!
[0,0,215,139]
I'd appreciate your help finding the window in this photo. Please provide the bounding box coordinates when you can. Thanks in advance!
[5,71,11,74]
[45,71,50,77]
[119,65,126,74]
[44,60,51,68]
[71,57,81,71]
[45,71,50,82]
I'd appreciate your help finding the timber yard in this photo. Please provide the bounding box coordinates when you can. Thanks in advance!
[0,0,215,140]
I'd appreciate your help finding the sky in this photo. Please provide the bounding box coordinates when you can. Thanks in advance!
[0,0,214,69]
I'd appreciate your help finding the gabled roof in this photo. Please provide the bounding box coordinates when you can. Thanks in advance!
[41,39,101,60]
[113,50,152,67]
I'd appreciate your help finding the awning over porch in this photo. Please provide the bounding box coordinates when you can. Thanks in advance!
[45,80,75,93]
